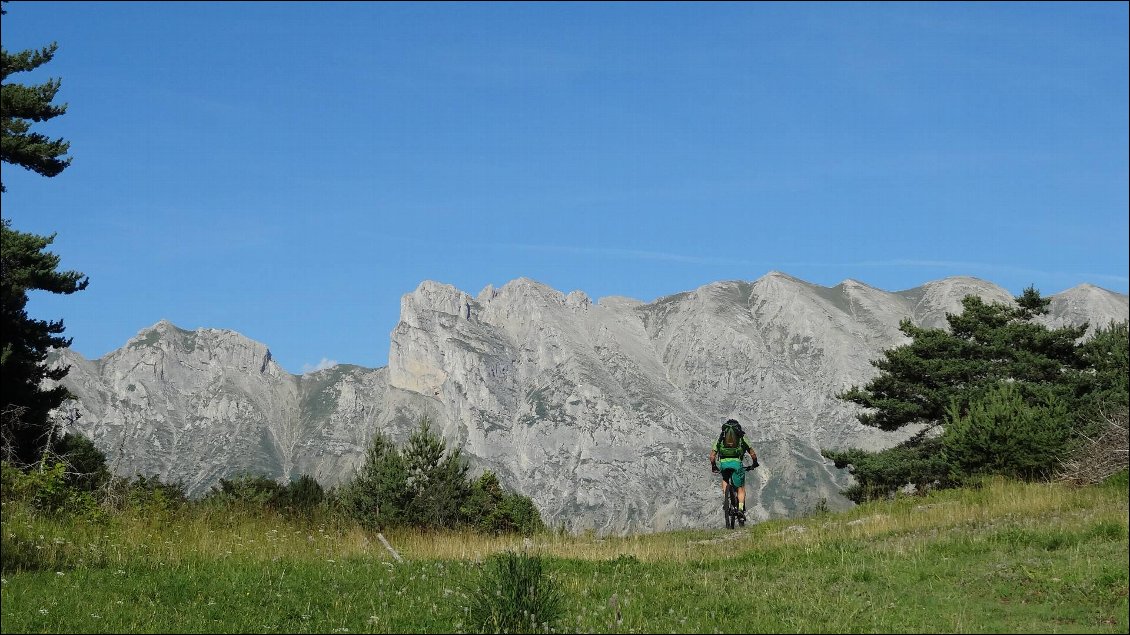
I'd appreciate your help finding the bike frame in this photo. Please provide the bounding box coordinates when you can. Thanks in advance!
[720,463,755,529]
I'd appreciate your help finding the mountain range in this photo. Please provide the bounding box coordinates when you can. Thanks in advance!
[51,272,1129,534]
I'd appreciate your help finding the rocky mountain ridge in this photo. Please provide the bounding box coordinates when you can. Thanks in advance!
[52,272,1129,533]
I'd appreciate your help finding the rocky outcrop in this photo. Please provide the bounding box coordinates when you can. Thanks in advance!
[52,274,1128,534]
[54,321,385,496]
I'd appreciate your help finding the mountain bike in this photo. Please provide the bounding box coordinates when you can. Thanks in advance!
[719,462,757,529]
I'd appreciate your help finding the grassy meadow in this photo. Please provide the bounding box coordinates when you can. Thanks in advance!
[1,475,1127,634]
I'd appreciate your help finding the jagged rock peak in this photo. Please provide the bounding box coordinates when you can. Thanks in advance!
[1045,282,1130,334]
[496,277,565,302]
[130,318,181,338]
[758,270,809,284]
[471,278,578,322]
[836,278,877,290]
[912,275,1009,295]
[129,320,262,346]
[833,279,894,306]
[470,277,569,307]
[1057,282,1124,298]
[749,270,819,296]
[747,270,826,303]
[125,320,198,348]
[405,280,475,316]
[112,319,282,379]
[565,289,591,309]
[476,283,498,303]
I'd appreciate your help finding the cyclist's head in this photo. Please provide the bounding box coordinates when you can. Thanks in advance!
[725,418,739,427]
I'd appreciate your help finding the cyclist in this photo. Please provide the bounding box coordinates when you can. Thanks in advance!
[710,418,759,518]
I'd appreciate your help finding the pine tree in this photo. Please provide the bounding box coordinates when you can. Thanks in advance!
[1,7,88,465]
[837,289,1086,432]
[1,10,71,193]
[402,415,470,528]
[338,431,409,529]
[825,288,1124,499]
[1,220,88,464]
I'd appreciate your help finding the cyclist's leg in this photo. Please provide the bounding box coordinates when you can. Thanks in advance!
[730,464,747,512]
[719,462,739,508]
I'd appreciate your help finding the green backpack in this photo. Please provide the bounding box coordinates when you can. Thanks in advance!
[716,420,745,459]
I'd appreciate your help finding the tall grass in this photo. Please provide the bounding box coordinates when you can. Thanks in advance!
[2,475,1126,633]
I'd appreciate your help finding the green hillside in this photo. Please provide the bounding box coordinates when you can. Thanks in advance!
[2,475,1126,633]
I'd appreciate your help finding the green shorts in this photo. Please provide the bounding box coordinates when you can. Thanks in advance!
[718,458,746,487]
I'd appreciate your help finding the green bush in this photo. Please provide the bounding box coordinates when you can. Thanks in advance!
[336,431,409,529]
[498,493,546,535]
[462,471,545,535]
[336,417,546,533]
[1,460,91,515]
[118,473,188,515]
[401,417,471,529]
[53,432,110,492]
[463,470,505,530]
[823,435,954,503]
[203,474,286,509]
[942,382,1073,481]
[283,474,325,513]
[465,551,563,634]
[1075,321,1129,425]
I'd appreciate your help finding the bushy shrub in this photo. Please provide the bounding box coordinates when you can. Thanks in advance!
[463,470,506,530]
[117,473,188,515]
[462,471,544,535]
[0,460,99,515]
[497,492,546,535]
[203,474,286,509]
[283,474,325,514]
[338,418,546,534]
[336,431,408,529]
[54,432,110,492]
[1075,321,1129,420]
[465,551,563,634]
[942,382,1073,481]
[823,435,954,503]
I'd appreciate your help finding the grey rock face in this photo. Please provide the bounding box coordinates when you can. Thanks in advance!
[54,321,384,496]
[52,274,1128,534]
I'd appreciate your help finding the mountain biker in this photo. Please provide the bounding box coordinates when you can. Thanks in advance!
[710,418,759,518]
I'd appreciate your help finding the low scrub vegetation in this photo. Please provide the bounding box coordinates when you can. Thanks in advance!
[2,468,1125,633]
[0,414,543,540]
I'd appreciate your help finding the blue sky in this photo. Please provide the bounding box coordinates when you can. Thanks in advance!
[3,1,1127,373]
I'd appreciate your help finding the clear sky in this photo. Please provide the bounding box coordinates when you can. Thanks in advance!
[3,1,1127,373]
